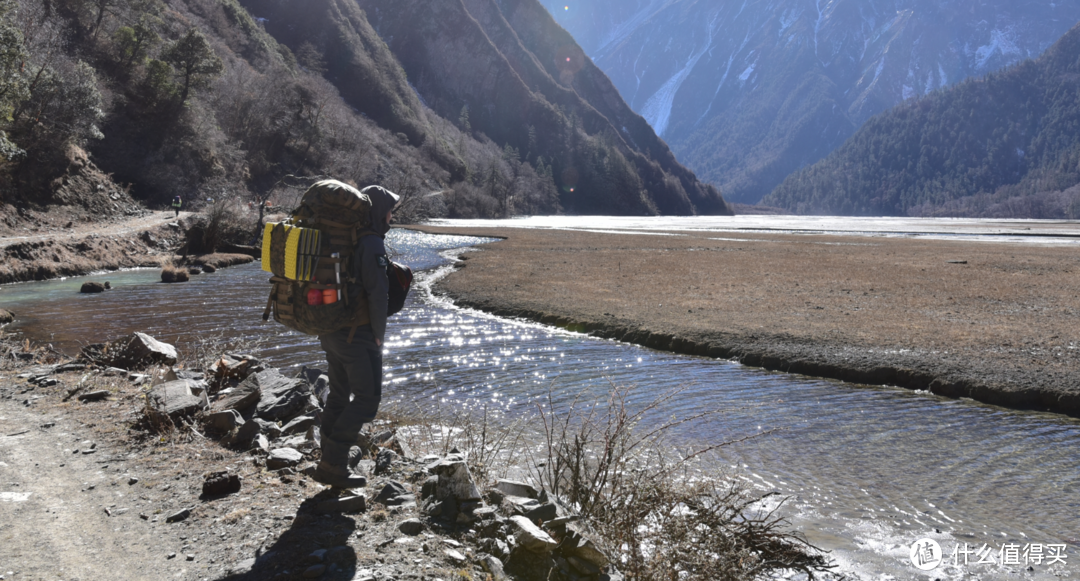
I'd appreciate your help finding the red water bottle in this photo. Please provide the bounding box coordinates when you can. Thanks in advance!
[307,289,323,305]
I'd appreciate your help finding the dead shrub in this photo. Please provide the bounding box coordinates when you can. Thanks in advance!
[532,384,836,580]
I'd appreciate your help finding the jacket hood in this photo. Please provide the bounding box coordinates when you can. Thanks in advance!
[362,185,401,236]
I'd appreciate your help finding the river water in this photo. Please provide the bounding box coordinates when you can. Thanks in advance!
[1,219,1078,579]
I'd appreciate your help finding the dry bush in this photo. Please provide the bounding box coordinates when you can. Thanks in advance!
[160,264,188,282]
[532,384,837,580]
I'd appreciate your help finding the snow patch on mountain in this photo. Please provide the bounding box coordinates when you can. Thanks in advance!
[976,28,1022,70]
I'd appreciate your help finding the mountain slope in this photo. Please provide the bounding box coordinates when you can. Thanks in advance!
[357,0,729,215]
[540,0,1080,205]
[763,22,1080,217]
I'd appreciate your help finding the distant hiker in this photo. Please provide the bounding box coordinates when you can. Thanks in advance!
[313,184,399,488]
[171,196,182,217]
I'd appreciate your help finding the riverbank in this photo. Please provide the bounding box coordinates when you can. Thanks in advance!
[414,224,1080,417]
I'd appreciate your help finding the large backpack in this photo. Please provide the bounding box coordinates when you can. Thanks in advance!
[261,180,378,337]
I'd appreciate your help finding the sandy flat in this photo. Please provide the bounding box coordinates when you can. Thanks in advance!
[413,224,1080,417]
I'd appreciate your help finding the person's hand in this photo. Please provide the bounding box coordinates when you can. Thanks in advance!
[375,338,382,347]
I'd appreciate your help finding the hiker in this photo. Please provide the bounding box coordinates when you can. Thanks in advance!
[171,195,182,217]
[310,185,400,489]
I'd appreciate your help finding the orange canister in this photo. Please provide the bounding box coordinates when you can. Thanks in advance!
[323,289,338,304]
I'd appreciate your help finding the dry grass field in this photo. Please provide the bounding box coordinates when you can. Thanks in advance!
[416,225,1080,416]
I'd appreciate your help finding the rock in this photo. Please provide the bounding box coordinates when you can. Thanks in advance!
[496,479,539,499]
[128,477,139,485]
[509,515,558,554]
[229,420,261,446]
[420,476,438,500]
[305,549,327,564]
[429,457,482,502]
[373,430,394,445]
[524,502,559,523]
[479,554,510,581]
[566,555,600,576]
[97,332,178,369]
[77,390,110,402]
[282,415,316,435]
[565,527,609,569]
[266,448,303,470]
[398,518,423,535]
[251,433,270,454]
[212,381,261,413]
[202,471,242,496]
[374,448,397,475]
[146,380,209,420]
[374,481,415,506]
[316,494,366,514]
[202,263,217,273]
[250,370,309,421]
[501,495,542,516]
[166,508,191,523]
[444,549,466,564]
[302,564,326,578]
[325,546,351,564]
[202,409,242,432]
[210,354,261,383]
[253,418,283,439]
[0,309,15,324]
[80,282,106,293]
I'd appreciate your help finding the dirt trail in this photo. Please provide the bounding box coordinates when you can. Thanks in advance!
[0,211,193,250]
[0,400,176,580]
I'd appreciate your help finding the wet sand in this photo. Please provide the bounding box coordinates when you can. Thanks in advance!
[412,224,1080,417]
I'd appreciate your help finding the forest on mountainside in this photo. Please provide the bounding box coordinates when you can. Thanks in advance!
[763,22,1080,218]
[1,0,726,228]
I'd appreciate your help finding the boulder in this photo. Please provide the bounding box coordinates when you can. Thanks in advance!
[564,525,610,569]
[100,332,178,370]
[479,554,510,581]
[147,380,208,420]
[80,282,106,293]
[211,381,261,413]
[202,471,242,496]
[266,447,303,470]
[429,456,482,502]
[374,481,415,507]
[250,370,309,421]
[496,479,539,499]
[508,515,558,554]
[228,419,261,446]
[0,308,15,324]
[375,448,398,475]
[398,518,423,535]
[282,415,316,435]
[202,409,242,432]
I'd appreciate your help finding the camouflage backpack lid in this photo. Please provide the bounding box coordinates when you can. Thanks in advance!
[261,180,376,337]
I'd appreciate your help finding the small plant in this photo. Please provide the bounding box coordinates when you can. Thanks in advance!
[532,384,836,580]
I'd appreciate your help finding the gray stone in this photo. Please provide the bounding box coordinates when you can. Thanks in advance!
[524,502,559,523]
[250,370,309,421]
[147,380,208,420]
[430,457,482,502]
[282,415,316,435]
[501,495,542,516]
[444,549,466,564]
[103,332,178,369]
[509,515,558,554]
[398,518,423,535]
[374,481,415,506]
[211,381,261,413]
[375,448,398,475]
[316,494,366,514]
[229,420,261,445]
[0,308,14,325]
[166,508,191,523]
[254,418,282,438]
[266,448,303,470]
[566,526,609,569]
[77,390,110,402]
[567,555,601,576]
[80,282,106,293]
[251,434,270,453]
[479,554,510,580]
[302,564,326,578]
[305,549,327,564]
[202,409,242,432]
[496,479,539,499]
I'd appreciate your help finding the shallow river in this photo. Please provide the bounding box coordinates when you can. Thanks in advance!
[2,219,1078,579]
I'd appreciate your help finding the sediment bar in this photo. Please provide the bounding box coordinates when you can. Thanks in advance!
[412,225,1080,417]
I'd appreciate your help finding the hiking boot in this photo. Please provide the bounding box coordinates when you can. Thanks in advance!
[310,461,367,489]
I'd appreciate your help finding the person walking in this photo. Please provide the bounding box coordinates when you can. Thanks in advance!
[310,185,400,489]
[171,195,182,217]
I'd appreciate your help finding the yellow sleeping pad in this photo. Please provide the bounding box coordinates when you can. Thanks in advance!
[261,222,322,281]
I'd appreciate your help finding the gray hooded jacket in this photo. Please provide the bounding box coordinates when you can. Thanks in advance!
[351,185,400,342]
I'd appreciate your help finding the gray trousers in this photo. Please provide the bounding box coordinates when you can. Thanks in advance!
[319,326,382,467]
